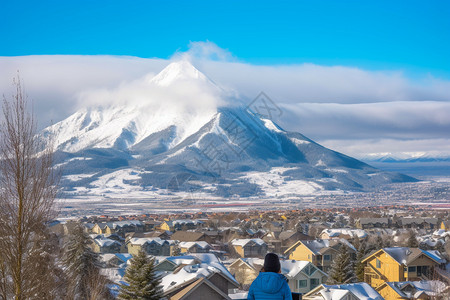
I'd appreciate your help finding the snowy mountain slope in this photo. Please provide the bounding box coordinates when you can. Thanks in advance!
[49,61,417,198]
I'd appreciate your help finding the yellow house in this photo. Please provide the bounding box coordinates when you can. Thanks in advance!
[160,221,174,232]
[376,281,449,300]
[362,247,446,289]
[284,239,356,273]
[440,220,449,230]
[227,258,264,286]
[92,223,114,234]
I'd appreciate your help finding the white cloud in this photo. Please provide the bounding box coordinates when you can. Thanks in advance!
[1,42,450,158]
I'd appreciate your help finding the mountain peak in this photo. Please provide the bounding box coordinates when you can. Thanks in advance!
[150,60,208,86]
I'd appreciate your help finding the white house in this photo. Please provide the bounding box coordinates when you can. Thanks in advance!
[280,260,328,295]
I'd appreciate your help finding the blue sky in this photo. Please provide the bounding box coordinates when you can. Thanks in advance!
[2,0,450,78]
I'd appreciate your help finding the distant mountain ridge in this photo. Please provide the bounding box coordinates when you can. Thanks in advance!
[46,61,417,199]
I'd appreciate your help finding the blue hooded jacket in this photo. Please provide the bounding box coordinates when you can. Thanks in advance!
[247,272,292,300]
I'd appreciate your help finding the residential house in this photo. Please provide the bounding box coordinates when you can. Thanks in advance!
[320,228,368,241]
[92,238,122,254]
[92,223,114,234]
[231,239,268,258]
[99,253,133,268]
[155,256,201,273]
[227,258,264,286]
[398,218,439,230]
[264,230,312,254]
[127,237,171,256]
[376,280,449,299]
[144,220,161,232]
[160,220,204,232]
[356,218,390,229]
[165,276,232,300]
[171,231,213,244]
[303,283,383,300]
[179,241,212,254]
[362,247,446,289]
[161,255,239,300]
[284,239,356,272]
[92,220,144,236]
[439,220,450,231]
[281,260,328,295]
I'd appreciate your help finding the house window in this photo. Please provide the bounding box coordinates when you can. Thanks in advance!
[298,280,307,288]
[308,254,311,259]
[310,278,320,289]
[324,255,331,261]
[376,259,381,268]
[408,266,416,273]
[303,264,316,276]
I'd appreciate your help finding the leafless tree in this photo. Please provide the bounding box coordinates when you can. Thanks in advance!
[0,75,59,299]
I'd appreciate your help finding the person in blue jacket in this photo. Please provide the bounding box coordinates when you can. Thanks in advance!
[247,253,292,300]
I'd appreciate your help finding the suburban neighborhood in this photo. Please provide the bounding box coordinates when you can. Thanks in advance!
[48,205,450,299]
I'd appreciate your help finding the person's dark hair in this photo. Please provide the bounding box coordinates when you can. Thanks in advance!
[263,253,281,273]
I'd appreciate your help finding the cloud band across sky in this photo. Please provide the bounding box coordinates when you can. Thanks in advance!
[1,42,449,159]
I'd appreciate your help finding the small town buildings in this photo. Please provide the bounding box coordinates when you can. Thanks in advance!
[356,218,390,229]
[284,239,356,272]
[303,283,383,300]
[171,231,213,244]
[227,258,264,286]
[230,238,268,258]
[161,254,239,300]
[179,241,212,254]
[92,238,122,254]
[160,220,204,232]
[362,247,447,289]
[280,260,328,295]
[440,220,450,231]
[376,280,449,299]
[398,218,439,230]
[99,253,133,268]
[319,228,368,240]
[127,237,172,256]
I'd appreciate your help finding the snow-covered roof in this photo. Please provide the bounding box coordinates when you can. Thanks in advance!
[166,219,205,226]
[231,238,266,247]
[179,241,211,250]
[314,283,383,300]
[129,237,168,246]
[301,238,356,254]
[165,255,201,266]
[161,253,238,292]
[386,281,447,298]
[240,258,264,270]
[383,247,446,265]
[433,229,450,238]
[94,238,121,247]
[280,260,325,278]
[321,228,368,239]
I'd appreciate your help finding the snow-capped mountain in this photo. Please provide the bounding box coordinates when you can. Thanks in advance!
[47,61,417,199]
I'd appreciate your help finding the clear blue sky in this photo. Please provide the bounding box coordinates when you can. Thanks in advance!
[2,0,449,77]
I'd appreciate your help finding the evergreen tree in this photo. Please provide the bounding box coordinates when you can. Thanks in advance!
[327,245,355,284]
[118,249,163,300]
[354,241,367,282]
[62,223,108,300]
[407,230,419,248]
[375,235,384,249]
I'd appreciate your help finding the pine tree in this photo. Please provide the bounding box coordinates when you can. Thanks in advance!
[407,230,419,248]
[327,245,355,284]
[118,249,163,300]
[354,241,367,282]
[62,223,108,300]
